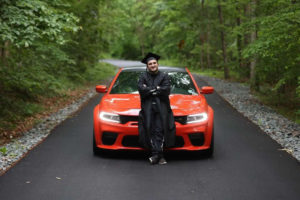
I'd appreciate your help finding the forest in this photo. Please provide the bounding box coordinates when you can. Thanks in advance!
[0,0,299,140]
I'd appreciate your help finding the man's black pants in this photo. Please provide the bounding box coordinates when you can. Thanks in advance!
[150,105,164,156]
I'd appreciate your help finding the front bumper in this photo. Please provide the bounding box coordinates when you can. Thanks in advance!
[93,119,213,151]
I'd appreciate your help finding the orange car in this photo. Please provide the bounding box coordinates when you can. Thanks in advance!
[93,67,214,156]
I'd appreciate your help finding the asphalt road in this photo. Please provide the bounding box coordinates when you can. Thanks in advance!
[0,60,299,200]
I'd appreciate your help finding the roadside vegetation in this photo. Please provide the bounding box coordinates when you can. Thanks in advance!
[0,0,116,143]
[98,0,300,124]
[0,0,299,143]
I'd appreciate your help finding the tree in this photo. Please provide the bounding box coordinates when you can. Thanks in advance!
[217,0,230,79]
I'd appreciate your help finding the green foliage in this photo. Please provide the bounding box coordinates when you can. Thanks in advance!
[1,0,299,131]
[83,62,117,83]
[0,0,80,101]
[0,0,117,133]
[0,0,79,48]
[159,59,183,68]
[64,0,103,73]
[0,147,7,155]
[99,0,299,122]
[242,0,300,101]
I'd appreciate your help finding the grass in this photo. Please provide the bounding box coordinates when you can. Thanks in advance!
[0,62,117,145]
[159,59,185,68]
[83,62,117,84]
[253,89,300,124]
[191,68,224,79]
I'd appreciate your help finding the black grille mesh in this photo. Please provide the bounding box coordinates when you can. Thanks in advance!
[120,116,138,124]
[102,132,118,145]
[188,133,204,146]
[119,115,187,125]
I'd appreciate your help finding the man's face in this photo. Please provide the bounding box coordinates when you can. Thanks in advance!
[147,59,159,73]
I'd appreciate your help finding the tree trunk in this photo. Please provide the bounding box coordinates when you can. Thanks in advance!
[217,1,229,79]
[140,43,145,57]
[243,3,251,76]
[249,0,259,91]
[206,27,211,69]
[199,33,204,70]
[136,25,145,57]
[0,41,10,65]
[0,44,3,64]
[199,0,205,70]
[236,5,243,70]
[4,41,10,58]
[202,0,211,69]
[249,31,258,91]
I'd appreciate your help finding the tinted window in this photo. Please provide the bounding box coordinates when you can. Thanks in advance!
[110,71,142,94]
[168,72,198,95]
[110,71,198,95]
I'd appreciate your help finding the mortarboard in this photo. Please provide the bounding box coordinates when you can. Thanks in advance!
[141,52,161,64]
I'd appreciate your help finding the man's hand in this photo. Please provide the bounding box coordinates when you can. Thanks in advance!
[152,86,160,95]
[150,88,158,96]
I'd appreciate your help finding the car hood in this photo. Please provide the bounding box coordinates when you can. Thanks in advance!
[101,94,207,116]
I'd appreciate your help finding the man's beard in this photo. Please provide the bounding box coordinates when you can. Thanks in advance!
[149,69,158,74]
[147,67,158,74]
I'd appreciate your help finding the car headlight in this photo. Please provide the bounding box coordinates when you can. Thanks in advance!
[99,112,121,123]
[186,113,208,124]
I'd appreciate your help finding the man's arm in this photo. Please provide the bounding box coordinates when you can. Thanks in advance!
[138,74,155,98]
[156,73,171,96]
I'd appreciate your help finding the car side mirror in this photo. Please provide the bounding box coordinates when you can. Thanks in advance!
[96,85,107,93]
[201,86,214,94]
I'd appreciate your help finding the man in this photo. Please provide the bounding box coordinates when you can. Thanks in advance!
[138,52,176,165]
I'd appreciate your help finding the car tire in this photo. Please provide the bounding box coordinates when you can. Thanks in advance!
[192,128,214,158]
[204,127,214,157]
[93,132,100,155]
[93,129,110,157]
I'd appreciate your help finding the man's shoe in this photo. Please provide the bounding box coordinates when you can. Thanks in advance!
[149,155,160,164]
[158,157,167,165]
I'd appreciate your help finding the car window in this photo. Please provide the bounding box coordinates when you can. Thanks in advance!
[110,71,198,95]
[110,71,142,94]
[168,72,198,95]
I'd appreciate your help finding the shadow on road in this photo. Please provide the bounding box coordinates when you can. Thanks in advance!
[93,150,212,162]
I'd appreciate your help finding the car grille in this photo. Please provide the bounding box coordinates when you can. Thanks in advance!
[119,115,187,125]
[120,116,138,124]
[122,135,185,148]
[122,135,141,147]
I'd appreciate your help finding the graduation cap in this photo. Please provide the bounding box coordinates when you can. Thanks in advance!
[141,52,161,64]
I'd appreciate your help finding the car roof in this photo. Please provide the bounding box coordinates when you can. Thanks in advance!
[121,66,187,72]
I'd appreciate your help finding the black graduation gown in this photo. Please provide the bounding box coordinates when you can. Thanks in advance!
[138,71,176,148]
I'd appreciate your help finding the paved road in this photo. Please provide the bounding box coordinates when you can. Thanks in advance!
[0,60,299,200]
[102,59,143,68]
[102,59,171,68]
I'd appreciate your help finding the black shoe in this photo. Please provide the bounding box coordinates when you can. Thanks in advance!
[158,157,167,165]
[149,155,160,164]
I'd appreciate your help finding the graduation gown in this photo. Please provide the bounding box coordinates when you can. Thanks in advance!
[138,71,176,148]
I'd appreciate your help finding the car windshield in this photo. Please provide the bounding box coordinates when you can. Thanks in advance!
[110,71,198,95]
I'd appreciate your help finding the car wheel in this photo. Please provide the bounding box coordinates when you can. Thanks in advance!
[93,129,110,156]
[93,131,100,155]
[204,127,214,157]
